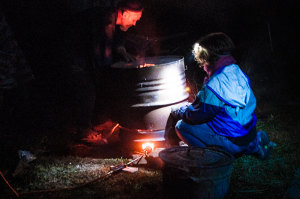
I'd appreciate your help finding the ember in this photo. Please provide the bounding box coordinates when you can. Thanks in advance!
[82,122,120,145]
[82,132,107,144]
[136,63,155,68]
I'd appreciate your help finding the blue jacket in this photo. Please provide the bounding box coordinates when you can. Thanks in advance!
[177,64,257,138]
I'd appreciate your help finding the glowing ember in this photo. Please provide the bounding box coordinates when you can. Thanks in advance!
[137,63,155,68]
[142,143,154,152]
[82,132,108,144]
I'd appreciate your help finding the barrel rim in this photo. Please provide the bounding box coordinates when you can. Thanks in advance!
[111,56,185,69]
[159,146,234,169]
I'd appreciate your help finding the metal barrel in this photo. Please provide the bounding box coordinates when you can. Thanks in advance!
[111,56,189,142]
[159,147,234,199]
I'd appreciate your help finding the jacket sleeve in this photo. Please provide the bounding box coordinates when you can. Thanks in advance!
[181,87,223,124]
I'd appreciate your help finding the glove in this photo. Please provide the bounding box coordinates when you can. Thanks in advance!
[171,105,188,119]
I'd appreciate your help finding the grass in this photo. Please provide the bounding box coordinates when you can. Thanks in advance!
[227,109,300,199]
[0,107,298,199]
[5,157,163,199]
[14,157,125,191]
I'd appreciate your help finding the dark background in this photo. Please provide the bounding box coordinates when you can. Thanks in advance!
[2,0,299,75]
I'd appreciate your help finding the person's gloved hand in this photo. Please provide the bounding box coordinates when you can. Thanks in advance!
[116,46,136,62]
[171,105,188,120]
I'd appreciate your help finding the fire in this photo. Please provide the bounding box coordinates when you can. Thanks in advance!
[142,143,154,153]
[137,63,155,68]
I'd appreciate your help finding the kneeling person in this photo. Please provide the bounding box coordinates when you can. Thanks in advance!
[165,32,275,159]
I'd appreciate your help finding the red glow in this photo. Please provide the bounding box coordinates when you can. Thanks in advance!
[137,63,155,68]
[142,143,154,153]
[81,121,119,145]
[82,132,107,144]
[117,10,142,31]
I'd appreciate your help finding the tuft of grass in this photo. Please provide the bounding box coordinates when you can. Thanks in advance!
[13,156,126,192]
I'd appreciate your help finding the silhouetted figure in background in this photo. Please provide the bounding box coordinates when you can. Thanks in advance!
[55,0,143,141]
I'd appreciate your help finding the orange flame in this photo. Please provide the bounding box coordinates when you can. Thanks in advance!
[137,63,155,68]
[142,142,154,153]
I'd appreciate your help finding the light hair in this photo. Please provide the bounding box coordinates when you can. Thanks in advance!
[192,43,209,65]
[192,32,235,66]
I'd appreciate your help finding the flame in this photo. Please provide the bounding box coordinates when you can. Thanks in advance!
[137,63,155,68]
[142,142,154,152]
